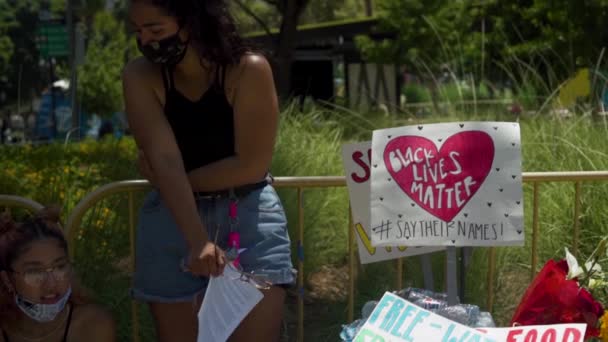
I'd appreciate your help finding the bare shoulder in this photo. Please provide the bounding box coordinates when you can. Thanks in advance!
[122,56,154,81]
[225,53,275,103]
[70,304,116,341]
[122,56,165,105]
[240,53,272,68]
[232,53,273,78]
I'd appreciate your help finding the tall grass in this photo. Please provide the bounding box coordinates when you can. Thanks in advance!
[292,98,608,337]
[272,107,350,271]
[468,114,608,324]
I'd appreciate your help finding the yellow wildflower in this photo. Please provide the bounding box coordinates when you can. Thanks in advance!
[101,208,111,219]
[25,172,37,181]
[601,311,608,342]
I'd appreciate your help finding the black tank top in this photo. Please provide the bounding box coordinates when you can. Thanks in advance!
[161,64,235,172]
[1,304,73,342]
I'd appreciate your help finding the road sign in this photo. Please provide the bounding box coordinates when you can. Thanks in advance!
[36,23,69,58]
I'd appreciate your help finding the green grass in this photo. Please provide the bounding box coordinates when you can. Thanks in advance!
[1,107,608,341]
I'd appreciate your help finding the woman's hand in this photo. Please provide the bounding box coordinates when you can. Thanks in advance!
[185,241,227,277]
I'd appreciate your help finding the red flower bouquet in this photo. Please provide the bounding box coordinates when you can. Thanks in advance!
[511,259,604,339]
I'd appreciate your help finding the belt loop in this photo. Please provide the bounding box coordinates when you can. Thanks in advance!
[228,188,237,201]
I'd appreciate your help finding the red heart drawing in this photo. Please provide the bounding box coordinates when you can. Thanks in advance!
[383,131,495,222]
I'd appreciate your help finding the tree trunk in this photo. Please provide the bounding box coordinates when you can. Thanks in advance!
[274,0,305,101]
[364,0,373,17]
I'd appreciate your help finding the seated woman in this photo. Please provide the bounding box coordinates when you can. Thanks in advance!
[0,207,116,342]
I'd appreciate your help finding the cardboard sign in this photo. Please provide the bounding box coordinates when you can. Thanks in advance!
[479,324,587,342]
[354,292,493,341]
[370,122,524,247]
[354,292,586,342]
[342,142,443,263]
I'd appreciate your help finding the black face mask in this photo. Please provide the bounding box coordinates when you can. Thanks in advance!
[137,32,188,66]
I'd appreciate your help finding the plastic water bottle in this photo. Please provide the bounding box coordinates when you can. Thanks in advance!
[473,311,496,328]
[435,304,480,326]
[361,301,378,319]
[340,319,366,342]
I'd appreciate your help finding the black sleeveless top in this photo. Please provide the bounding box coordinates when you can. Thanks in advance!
[161,64,235,172]
[1,304,73,342]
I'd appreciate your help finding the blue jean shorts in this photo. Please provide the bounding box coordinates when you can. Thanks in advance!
[131,185,296,303]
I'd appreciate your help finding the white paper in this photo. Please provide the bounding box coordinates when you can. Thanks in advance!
[370,122,524,247]
[341,141,444,264]
[197,265,264,342]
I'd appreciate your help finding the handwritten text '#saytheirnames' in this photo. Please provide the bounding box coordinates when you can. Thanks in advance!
[372,219,509,242]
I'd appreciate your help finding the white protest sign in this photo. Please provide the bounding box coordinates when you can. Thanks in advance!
[341,141,444,264]
[478,324,587,342]
[370,122,524,247]
[354,292,494,341]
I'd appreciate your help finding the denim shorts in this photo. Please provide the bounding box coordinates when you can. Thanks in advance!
[131,185,296,303]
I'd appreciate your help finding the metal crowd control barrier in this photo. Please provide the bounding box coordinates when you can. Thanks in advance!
[3,171,608,341]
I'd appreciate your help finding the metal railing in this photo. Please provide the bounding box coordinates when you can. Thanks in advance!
[0,195,45,212]
[63,177,346,342]
[3,171,608,342]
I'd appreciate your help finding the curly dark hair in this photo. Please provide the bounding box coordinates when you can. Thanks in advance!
[0,207,89,322]
[130,0,253,65]
[0,207,67,272]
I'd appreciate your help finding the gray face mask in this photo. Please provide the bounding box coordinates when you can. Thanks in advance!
[15,287,72,322]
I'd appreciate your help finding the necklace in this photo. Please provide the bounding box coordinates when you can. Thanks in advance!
[3,305,70,342]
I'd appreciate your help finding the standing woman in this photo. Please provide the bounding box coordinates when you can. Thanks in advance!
[122,1,295,341]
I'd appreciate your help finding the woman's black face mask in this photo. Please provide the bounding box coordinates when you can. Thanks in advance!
[137,31,188,66]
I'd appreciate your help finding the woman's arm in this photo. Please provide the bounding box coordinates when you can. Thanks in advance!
[122,59,223,275]
[185,54,279,191]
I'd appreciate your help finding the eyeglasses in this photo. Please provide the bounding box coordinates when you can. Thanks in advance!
[177,228,273,290]
[226,262,273,290]
[11,262,72,286]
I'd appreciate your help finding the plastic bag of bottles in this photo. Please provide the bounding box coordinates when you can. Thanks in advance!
[339,288,495,341]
